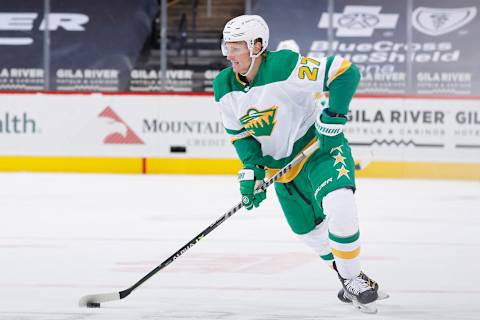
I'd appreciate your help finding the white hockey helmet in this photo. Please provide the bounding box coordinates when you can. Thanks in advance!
[276,39,300,53]
[221,15,269,58]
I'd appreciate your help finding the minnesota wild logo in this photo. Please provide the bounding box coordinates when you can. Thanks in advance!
[239,106,277,136]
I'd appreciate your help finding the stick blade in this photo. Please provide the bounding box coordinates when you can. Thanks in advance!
[79,292,120,307]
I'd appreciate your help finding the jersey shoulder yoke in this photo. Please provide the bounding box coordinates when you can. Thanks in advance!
[255,50,299,87]
[213,50,299,101]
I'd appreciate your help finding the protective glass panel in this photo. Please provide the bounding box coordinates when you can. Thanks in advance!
[411,0,480,96]
[48,0,158,92]
[331,0,408,95]
[159,1,244,91]
[0,0,46,91]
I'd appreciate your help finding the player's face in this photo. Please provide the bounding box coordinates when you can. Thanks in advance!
[225,42,251,74]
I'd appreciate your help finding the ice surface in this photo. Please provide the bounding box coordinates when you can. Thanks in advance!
[0,172,479,320]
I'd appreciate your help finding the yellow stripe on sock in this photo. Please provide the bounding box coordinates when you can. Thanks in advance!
[332,247,361,259]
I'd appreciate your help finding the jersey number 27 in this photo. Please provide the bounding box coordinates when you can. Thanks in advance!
[298,57,320,81]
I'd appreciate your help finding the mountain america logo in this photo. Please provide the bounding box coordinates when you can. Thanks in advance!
[318,5,398,37]
[239,106,277,137]
[412,7,477,36]
[98,107,144,144]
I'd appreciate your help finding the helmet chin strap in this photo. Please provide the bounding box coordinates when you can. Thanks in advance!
[240,50,262,78]
[240,56,256,78]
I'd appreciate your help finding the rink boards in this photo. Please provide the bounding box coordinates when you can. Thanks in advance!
[0,91,478,180]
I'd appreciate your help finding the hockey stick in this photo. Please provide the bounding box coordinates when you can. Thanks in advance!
[79,140,321,308]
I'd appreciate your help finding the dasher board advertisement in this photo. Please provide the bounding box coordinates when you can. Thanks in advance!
[0,93,477,164]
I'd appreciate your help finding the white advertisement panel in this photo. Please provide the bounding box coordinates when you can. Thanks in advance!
[0,93,478,163]
[0,93,235,157]
[347,97,480,162]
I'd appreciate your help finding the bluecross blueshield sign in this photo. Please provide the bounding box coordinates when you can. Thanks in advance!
[255,0,480,95]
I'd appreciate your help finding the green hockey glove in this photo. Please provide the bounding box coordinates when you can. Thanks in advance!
[238,164,267,210]
[315,108,347,153]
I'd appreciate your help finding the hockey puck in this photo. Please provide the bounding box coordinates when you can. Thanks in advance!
[86,302,101,308]
[170,145,187,153]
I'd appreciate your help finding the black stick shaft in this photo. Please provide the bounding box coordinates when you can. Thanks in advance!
[119,141,320,299]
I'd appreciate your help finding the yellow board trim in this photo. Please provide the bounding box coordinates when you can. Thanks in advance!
[147,158,242,174]
[355,161,480,180]
[0,156,142,173]
[0,157,478,180]
[332,247,361,260]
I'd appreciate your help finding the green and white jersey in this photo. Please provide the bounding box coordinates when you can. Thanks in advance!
[213,50,358,169]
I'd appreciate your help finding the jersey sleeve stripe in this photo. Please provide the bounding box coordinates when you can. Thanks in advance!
[326,56,344,85]
[225,127,251,142]
[229,130,251,143]
[225,127,246,135]
[327,58,352,87]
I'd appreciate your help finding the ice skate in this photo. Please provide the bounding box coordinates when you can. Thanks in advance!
[339,272,379,314]
[338,287,389,304]
[337,271,389,304]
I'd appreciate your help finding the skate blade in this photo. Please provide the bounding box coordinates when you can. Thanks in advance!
[377,290,390,300]
[352,300,378,314]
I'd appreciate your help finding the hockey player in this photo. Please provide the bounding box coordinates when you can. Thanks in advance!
[213,15,383,312]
